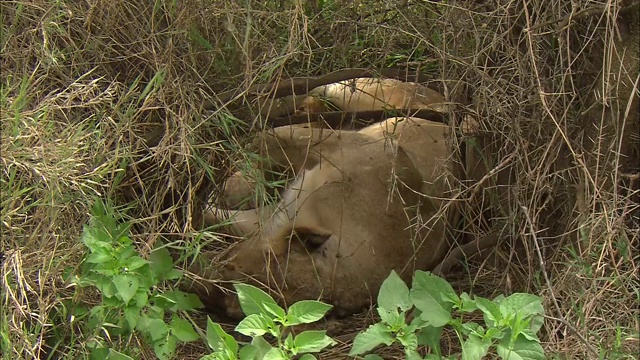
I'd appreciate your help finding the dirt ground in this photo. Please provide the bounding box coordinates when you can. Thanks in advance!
[1,0,638,359]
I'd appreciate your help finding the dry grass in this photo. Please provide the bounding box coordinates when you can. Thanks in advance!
[1,0,638,359]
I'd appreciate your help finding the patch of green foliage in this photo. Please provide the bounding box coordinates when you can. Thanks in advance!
[349,271,546,360]
[205,271,545,360]
[69,199,204,360]
[202,284,336,360]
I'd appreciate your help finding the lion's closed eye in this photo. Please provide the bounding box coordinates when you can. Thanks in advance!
[288,228,332,252]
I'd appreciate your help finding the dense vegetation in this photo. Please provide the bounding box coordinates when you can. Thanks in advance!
[2,0,638,358]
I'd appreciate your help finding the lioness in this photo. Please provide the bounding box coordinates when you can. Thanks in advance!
[204,117,453,318]
[224,78,451,209]
[297,77,450,115]
[258,77,450,120]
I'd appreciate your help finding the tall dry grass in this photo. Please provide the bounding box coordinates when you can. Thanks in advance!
[1,0,637,359]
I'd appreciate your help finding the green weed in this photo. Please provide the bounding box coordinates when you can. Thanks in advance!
[68,199,203,360]
[349,271,546,360]
[202,284,336,360]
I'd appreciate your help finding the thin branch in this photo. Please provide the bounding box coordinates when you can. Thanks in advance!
[521,205,599,356]
[524,1,640,33]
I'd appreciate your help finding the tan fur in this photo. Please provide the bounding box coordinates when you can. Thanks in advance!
[257,94,307,118]
[219,171,256,209]
[204,117,453,318]
[297,78,451,114]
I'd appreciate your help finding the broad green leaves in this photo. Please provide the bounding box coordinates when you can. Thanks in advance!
[377,270,412,311]
[285,301,333,326]
[349,270,545,359]
[411,271,456,327]
[203,283,336,360]
[349,323,395,356]
[207,319,239,355]
[234,283,285,318]
[293,331,336,353]
[236,314,272,337]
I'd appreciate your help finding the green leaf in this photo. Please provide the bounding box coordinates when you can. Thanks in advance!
[499,293,544,334]
[475,296,502,328]
[153,333,177,360]
[416,325,443,355]
[405,349,423,360]
[408,309,429,329]
[500,294,543,322]
[349,323,395,356]
[154,290,204,311]
[124,256,149,272]
[499,294,543,319]
[377,270,412,312]
[284,332,295,352]
[528,314,544,335]
[496,335,545,360]
[298,355,317,360]
[410,272,454,327]
[263,347,287,360]
[461,322,482,336]
[294,330,336,353]
[485,326,505,340]
[170,317,199,342]
[99,278,117,298]
[397,331,418,352]
[150,246,176,279]
[423,355,441,360]
[459,292,478,313]
[234,283,284,318]
[86,250,113,265]
[520,328,541,342]
[206,317,239,355]
[239,338,275,360]
[363,355,384,360]
[116,245,137,262]
[235,314,271,337]
[286,300,333,325]
[412,271,458,303]
[90,347,109,360]
[106,349,135,360]
[124,305,141,330]
[112,275,139,305]
[143,318,169,342]
[263,301,287,321]
[82,224,111,250]
[377,308,405,330]
[238,344,259,360]
[250,336,273,358]
[162,268,183,281]
[133,290,148,308]
[461,333,491,360]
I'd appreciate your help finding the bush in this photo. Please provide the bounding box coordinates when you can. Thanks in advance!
[69,199,203,359]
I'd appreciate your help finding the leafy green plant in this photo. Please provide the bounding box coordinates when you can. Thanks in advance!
[349,271,545,360]
[202,283,336,360]
[69,199,204,359]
